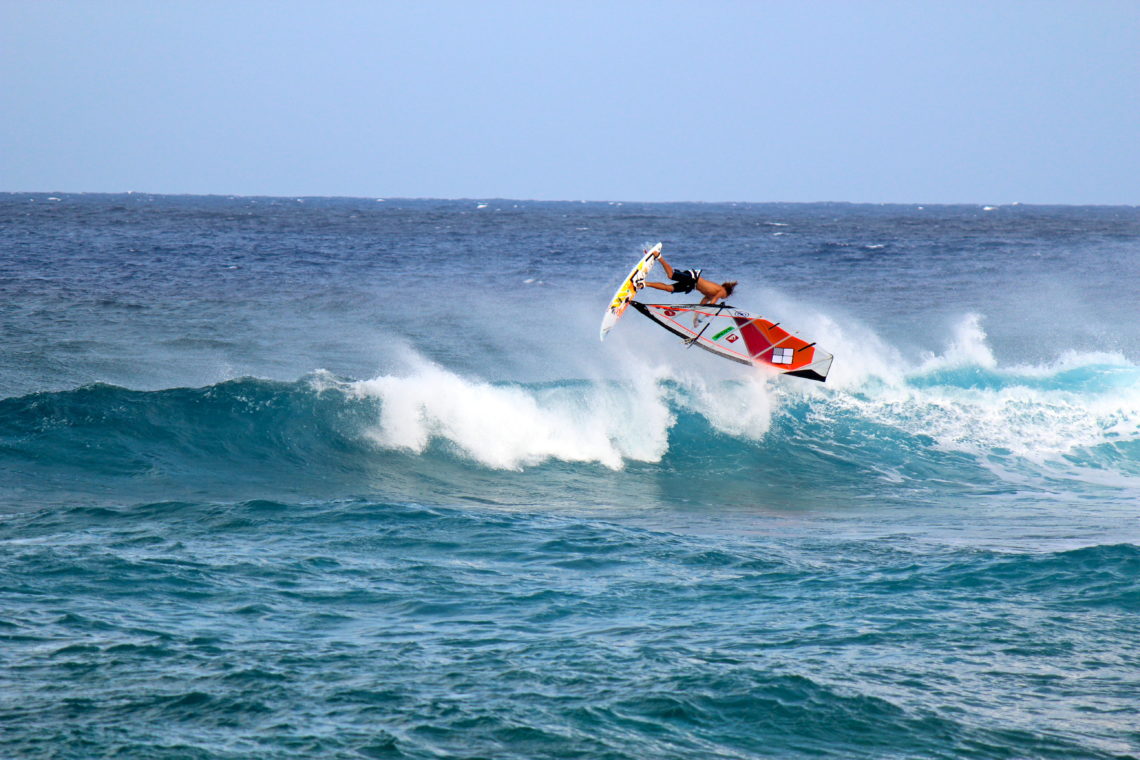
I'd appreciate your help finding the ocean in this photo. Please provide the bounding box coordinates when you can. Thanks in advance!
[2,193,1138,759]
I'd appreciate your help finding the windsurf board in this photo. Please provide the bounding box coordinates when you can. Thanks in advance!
[599,243,661,341]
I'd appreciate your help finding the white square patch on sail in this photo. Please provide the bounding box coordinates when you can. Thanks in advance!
[772,347,794,364]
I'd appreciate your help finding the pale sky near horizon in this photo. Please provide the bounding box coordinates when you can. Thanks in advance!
[2,1,1137,204]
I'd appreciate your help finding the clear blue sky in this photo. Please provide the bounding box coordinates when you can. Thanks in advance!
[2,1,1137,203]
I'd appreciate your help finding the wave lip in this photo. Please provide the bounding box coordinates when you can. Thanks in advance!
[352,362,673,470]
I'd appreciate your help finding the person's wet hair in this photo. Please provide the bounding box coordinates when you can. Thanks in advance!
[722,281,737,298]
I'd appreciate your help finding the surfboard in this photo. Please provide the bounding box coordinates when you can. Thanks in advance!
[599,243,661,341]
[630,301,834,382]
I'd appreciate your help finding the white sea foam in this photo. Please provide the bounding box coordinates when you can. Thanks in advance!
[344,295,1135,476]
[351,354,674,470]
[817,313,1140,465]
[339,327,786,471]
[833,381,1135,463]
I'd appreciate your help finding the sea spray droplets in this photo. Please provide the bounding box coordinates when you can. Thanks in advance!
[919,313,998,372]
[675,371,774,440]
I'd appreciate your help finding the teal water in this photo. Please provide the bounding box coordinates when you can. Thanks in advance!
[1,195,1138,758]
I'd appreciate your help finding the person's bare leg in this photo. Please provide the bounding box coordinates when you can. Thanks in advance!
[655,255,675,279]
[644,282,675,292]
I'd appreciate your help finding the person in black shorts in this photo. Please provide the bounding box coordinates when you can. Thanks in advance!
[644,251,737,306]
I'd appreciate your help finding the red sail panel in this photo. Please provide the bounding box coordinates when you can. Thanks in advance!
[734,317,772,358]
[741,317,815,368]
[757,321,792,346]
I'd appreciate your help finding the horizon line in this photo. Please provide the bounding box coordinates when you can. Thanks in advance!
[4,190,1139,209]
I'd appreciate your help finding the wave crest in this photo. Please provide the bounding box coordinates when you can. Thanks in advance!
[1,333,1136,510]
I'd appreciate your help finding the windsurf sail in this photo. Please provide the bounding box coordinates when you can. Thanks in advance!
[630,302,834,382]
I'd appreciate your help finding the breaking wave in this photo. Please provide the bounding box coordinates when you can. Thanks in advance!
[1,315,1136,512]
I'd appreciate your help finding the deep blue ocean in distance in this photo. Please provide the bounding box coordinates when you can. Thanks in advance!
[2,193,1138,759]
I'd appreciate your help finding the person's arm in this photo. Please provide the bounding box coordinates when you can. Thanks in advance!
[700,294,720,307]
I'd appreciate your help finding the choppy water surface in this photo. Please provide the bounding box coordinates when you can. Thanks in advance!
[2,194,1138,758]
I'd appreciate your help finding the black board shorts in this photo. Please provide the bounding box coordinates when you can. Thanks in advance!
[670,269,701,294]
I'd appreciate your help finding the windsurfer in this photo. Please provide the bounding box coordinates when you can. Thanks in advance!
[643,251,737,306]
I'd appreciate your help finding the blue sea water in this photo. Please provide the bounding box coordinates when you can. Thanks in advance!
[1,193,1138,759]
